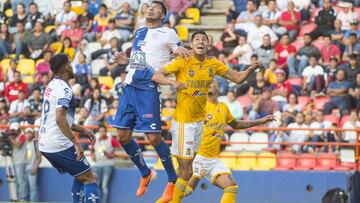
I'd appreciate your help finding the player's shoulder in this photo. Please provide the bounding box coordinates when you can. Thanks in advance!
[218,102,230,110]
[50,79,73,94]
[157,26,176,34]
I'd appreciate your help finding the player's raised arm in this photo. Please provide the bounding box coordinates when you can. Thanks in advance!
[152,68,186,92]
[228,115,276,129]
[222,61,260,84]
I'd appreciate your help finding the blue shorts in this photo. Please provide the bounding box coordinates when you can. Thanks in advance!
[112,85,162,133]
[41,146,91,177]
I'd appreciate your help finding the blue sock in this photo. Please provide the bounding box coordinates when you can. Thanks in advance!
[121,139,151,177]
[71,179,84,203]
[83,183,100,203]
[155,140,177,182]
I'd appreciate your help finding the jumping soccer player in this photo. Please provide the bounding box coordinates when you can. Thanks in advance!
[38,53,100,203]
[111,1,190,201]
[152,30,260,203]
[182,81,275,203]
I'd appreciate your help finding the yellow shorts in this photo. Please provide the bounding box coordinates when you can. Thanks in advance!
[193,154,232,184]
[170,120,204,159]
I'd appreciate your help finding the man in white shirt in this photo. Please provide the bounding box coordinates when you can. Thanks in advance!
[302,56,325,94]
[262,0,282,34]
[229,35,253,71]
[8,90,30,123]
[99,18,121,49]
[55,1,77,36]
[342,111,360,142]
[235,0,260,33]
[218,90,243,119]
[247,15,278,49]
[306,110,332,152]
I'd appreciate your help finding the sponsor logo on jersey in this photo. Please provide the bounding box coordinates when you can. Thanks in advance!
[45,88,52,96]
[143,114,153,118]
[186,148,191,155]
[208,67,214,77]
[186,141,193,145]
[186,79,212,89]
[130,51,148,70]
[150,123,156,130]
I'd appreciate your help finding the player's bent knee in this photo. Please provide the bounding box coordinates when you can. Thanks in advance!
[146,133,161,146]
[117,130,132,144]
[77,171,97,184]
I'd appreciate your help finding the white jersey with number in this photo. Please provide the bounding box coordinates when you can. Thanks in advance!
[38,78,75,153]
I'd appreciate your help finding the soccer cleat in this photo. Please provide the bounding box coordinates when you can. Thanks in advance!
[136,169,158,197]
[161,182,175,202]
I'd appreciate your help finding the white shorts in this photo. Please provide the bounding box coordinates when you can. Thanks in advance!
[170,120,204,159]
[193,154,231,184]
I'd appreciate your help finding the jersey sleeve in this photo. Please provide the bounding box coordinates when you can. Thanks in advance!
[164,57,183,74]
[224,103,235,124]
[55,86,73,109]
[215,60,230,76]
[166,29,182,52]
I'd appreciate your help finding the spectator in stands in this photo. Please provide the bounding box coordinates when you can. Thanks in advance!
[61,37,75,61]
[349,72,360,111]
[4,59,17,83]
[264,59,278,84]
[271,68,292,107]
[28,88,42,120]
[55,1,77,36]
[343,34,360,61]
[26,3,45,31]
[228,35,252,71]
[24,128,41,203]
[84,88,108,126]
[278,1,301,42]
[9,3,27,34]
[344,20,360,39]
[28,21,49,60]
[306,110,332,153]
[221,90,243,119]
[331,19,345,52]
[0,23,11,59]
[74,52,92,89]
[282,93,301,125]
[89,0,102,16]
[34,0,52,19]
[116,2,134,42]
[283,112,309,153]
[220,23,239,54]
[249,70,270,104]
[91,125,119,203]
[274,33,296,70]
[100,37,124,78]
[99,18,121,49]
[0,98,8,124]
[78,1,95,42]
[8,90,29,123]
[5,71,29,102]
[235,0,259,33]
[247,15,278,50]
[12,22,30,61]
[34,72,50,94]
[321,35,341,66]
[73,39,92,66]
[262,0,282,35]
[325,57,339,86]
[61,20,84,49]
[249,87,279,120]
[225,1,237,23]
[8,122,27,201]
[166,0,190,28]
[301,56,325,95]
[324,69,350,115]
[136,3,148,29]
[336,1,358,31]
[309,0,336,40]
[94,4,112,35]
[341,54,360,84]
[287,34,321,77]
[207,35,220,58]
[34,50,52,83]
[254,34,275,68]
[342,111,360,142]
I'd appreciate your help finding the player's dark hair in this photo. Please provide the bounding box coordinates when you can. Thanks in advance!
[191,30,209,42]
[322,188,347,203]
[50,53,70,74]
[99,3,107,9]
[151,1,167,16]
[251,54,258,59]
[349,53,358,60]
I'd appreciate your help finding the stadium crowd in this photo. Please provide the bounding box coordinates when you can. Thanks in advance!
[0,0,360,202]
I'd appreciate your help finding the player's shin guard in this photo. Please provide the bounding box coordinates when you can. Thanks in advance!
[71,179,84,203]
[220,185,239,203]
[121,139,151,177]
[154,140,177,182]
[173,178,188,203]
[84,183,100,203]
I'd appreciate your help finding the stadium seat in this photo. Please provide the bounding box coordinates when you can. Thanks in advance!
[8,54,24,59]
[18,59,35,75]
[5,9,13,17]
[248,133,268,151]
[179,8,200,24]
[340,115,351,127]
[287,77,303,86]
[236,95,251,109]
[334,162,356,171]
[291,40,304,51]
[87,42,102,54]
[293,153,316,171]
[71,6,83,15]
[175,25,189,41]
[233,152,256,170]
[253,152,276,171]
[313,96,330,110]
[299,23,317,37]
[274,152,296,170]
[314,153,337,171]
[91,59,106,75]
[98,76,114,89]
[50,42,63,54]
[297,96,311,110]
[220,152,237,169]
[324,115,339,126]
[22,75,35,84]
[225,132,249,152]
[1,58,11,73]
[45,25,56,33]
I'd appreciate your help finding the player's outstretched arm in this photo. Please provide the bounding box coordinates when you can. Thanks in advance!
[71,123,95,143]
[228,115,276,130]
[222,61,260,84]
[152,68,186,92]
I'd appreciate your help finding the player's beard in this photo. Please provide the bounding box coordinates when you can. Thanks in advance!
[146,17,161,24]
[68,70,75,79]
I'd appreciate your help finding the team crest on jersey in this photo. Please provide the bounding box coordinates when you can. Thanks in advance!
[207,113,213,120]
[64,88,70,96]
[208,68,214,77]
[44,88,52,96]
[189,69,195,77]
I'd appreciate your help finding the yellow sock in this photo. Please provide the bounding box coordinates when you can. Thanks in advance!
[172,178,187,203]
[183,185,194,197]
[220,185,238,203]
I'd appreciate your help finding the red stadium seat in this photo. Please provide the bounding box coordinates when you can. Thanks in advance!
[334,162,356,171]
[314,153,337,171]
[340,115,351,127]
[294,154,316,170]
[324,115,339,126]
[291,40,304,51]
[274,152,296,170]
[237,95,252,109]
[287,77,303,86]
[297,96,311,110]
[313,96,330,110]
[299,23,317,37]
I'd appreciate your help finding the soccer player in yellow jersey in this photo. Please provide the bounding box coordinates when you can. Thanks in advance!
[182,81,275,203]
[151,30,261,203]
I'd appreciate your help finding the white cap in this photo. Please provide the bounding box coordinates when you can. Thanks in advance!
[9,122,20,131]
